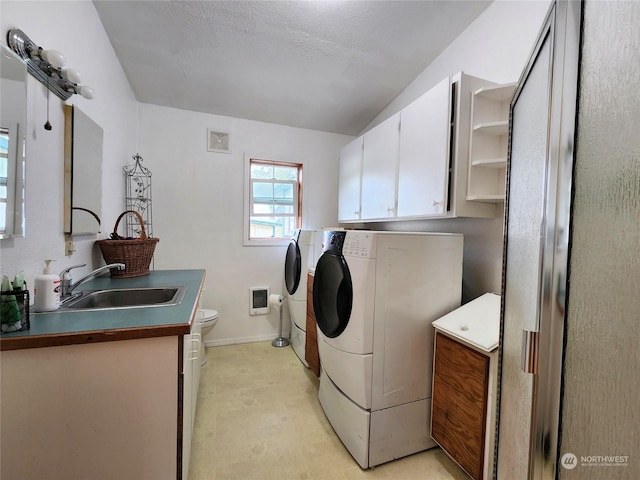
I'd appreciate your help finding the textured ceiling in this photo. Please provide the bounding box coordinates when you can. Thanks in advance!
[93,0,492,136]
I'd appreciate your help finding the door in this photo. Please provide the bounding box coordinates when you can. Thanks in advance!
[361,113,400,219]
[284,236,301,295]
[397,76,451,217]
[313,251,352,339]
[558,2,640,478]
[497,1,581,479]
[497,22,552,480]
[338,137,363,222]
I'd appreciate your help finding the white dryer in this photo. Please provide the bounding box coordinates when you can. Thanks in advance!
[284,229,317,367]
[313,230,463,468]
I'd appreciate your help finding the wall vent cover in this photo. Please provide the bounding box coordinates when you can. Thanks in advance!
[207,129,231,153]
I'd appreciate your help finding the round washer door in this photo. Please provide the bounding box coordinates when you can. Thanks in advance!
[313,252,352,338]
[284,240,301,295]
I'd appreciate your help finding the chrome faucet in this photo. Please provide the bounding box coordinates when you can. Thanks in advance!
[59,263,126,300]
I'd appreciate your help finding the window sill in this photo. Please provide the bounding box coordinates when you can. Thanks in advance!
[243,237,289,247]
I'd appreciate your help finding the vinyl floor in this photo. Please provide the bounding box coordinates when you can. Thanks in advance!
[188,341,469,480]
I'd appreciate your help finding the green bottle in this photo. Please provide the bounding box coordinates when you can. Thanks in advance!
[1,275,22,332]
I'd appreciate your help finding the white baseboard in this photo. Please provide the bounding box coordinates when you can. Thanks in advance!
[204,333,290,348]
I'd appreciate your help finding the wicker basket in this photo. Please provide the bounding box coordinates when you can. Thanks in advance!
[96,210,159,278]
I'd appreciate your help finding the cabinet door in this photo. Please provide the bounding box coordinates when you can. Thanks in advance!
[432,332,489,480]
[191,319,202,428]
[397,76,451,217]
[361,113,400,219]
[338,137,363,222]
[182,328,201,480]
[0,338,178,480]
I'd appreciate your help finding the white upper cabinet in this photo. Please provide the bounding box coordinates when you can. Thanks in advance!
[338,72,501,223]
[338,136,363,222]
[397,76,451,217]
[361,113,400,220]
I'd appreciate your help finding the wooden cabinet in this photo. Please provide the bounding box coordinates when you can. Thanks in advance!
[361,113,400,219]
[467,83,516,203]
[338,137,363,222]
[432,332,489,480]
[397,76,451,217]
[431,293,500,480]
[305,272,320,377]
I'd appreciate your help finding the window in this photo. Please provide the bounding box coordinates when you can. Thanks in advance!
[245,157,302,245]
[0,129,8,234]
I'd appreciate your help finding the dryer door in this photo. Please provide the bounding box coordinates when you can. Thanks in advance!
[284,239,301,295]
[313,252,353,338]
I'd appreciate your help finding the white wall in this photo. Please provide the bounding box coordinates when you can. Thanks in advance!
[0,0,349,346]
[0,1,137,286]
[0,0,551,340]
[353,0,552,302]
[367,0,552,132]
[137,103,351,345]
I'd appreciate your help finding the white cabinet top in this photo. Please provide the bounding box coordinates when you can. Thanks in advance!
[432,292,500,353]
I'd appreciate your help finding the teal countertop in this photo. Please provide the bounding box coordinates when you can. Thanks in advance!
[0,269,206,351]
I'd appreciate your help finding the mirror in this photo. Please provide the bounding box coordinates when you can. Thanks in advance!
[0,44,27,239]
[64,104,103,235]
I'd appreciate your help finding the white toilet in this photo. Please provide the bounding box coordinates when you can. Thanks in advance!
[199,309,219,366]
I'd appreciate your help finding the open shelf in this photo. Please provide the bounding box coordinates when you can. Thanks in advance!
[467,83,516,205]
[473,120,509,136]
[471,157,507,168]
[473,83,517,102]
[467,194,505,203]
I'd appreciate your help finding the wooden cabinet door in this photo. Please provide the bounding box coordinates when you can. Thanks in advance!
[338,137,363,222]
[397,76,451,217]
[432,332,489,480]
[361,113,400,219]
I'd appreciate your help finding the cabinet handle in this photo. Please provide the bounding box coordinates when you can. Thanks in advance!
[189,334,201,359]
[354,210,360,216]
[432,200,442,207]
[387,206,395,214]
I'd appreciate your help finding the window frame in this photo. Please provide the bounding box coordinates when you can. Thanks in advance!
[0,127,9,235]
[243,155,303,246]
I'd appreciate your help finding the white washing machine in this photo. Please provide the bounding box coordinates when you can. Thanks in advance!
[313,230,463,468]
[284,229,317,367]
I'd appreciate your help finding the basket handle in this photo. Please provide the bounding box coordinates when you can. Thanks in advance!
[113,210,148,239]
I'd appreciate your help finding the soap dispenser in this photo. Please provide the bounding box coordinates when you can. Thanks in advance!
[34,260,61,312]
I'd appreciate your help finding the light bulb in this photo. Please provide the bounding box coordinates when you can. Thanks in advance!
[41,49,65,68]
[77,85,95,100]
[61,68,82,84]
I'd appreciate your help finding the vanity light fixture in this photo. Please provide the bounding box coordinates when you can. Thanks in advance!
[7,29,95,100]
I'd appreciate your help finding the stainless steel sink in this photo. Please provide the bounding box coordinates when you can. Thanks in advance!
[60,286,186,311]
